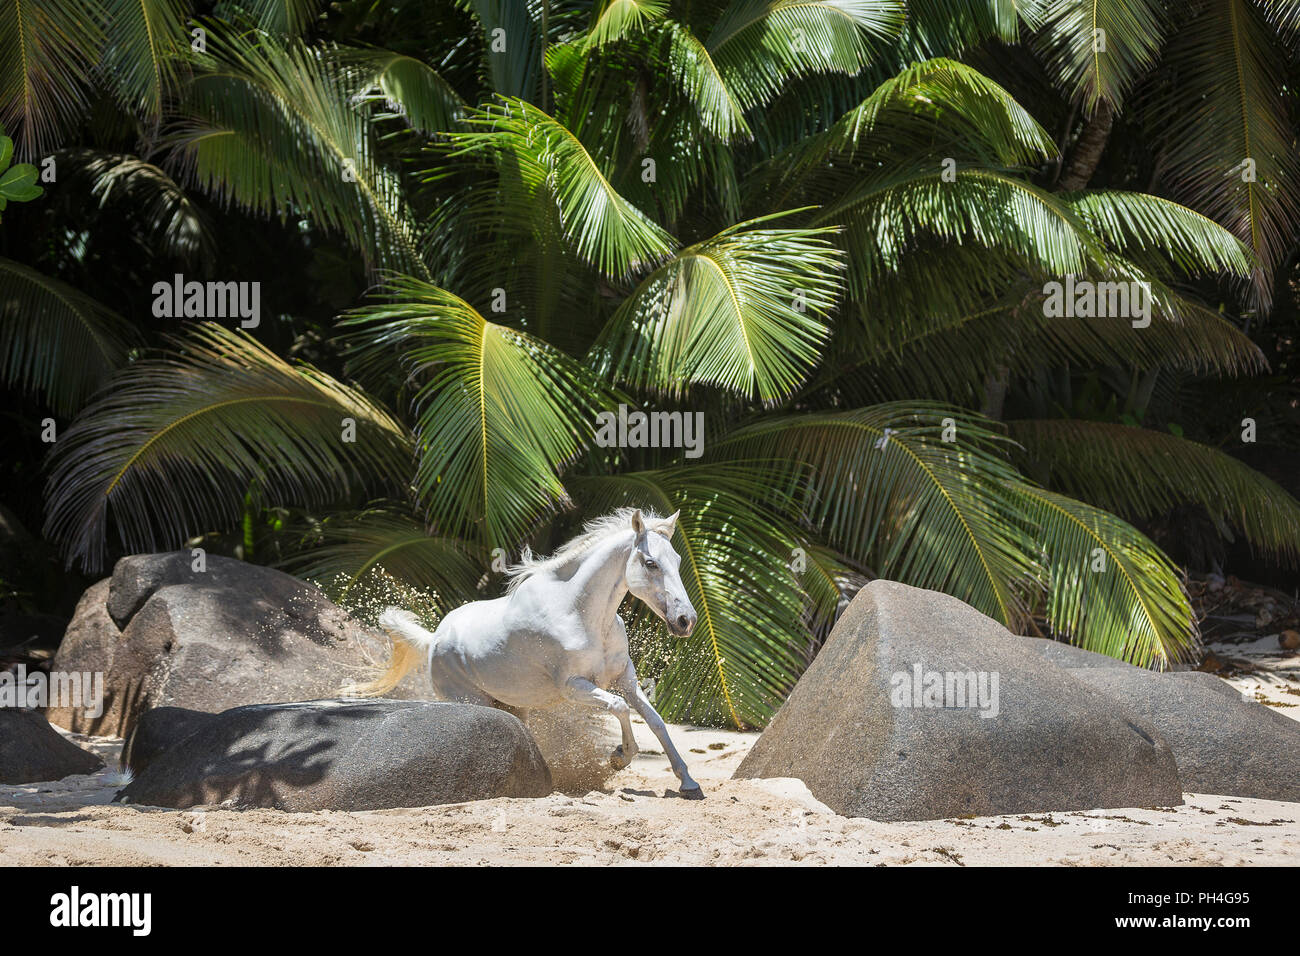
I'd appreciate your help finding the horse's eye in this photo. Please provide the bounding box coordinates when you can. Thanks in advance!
[644,558,658,571]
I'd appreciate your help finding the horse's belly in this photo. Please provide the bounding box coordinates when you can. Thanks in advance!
[430,632,566,710]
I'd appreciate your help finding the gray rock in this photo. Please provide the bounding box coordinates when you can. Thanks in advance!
[735,580,1183,820]
[117,699,552,811]
[1024,636,1133,670]
[123,706,220,775]
[1066,668,1300,802]
[48,553,419,737]
[44,579,120,733]
[0,709,103,784]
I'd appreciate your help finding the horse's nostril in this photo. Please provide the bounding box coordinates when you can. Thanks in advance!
[676,614,690,630]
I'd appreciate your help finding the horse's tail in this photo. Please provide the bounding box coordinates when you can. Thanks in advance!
[342,607,438,698]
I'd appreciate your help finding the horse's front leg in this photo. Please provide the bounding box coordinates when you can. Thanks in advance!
[614,663,703,799]
[562,677,638,770]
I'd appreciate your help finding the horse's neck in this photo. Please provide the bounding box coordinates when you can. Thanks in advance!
[565,532,632,640]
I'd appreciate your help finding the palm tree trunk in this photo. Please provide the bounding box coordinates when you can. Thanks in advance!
[1056,101,1115,191]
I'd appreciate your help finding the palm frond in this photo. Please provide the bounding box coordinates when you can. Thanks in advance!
[57,149,214,261]
[228,0,326,34]
[169,31,427,275]
[461,0,548,99]
[706,0,906,111]
[724,402,1037,628]
[1065,190,1255,281]
[1033,0,1167,110]
[100,0,189,117]
[1153,0,1300,304]
[902,0,1038,50]
[0,257,138,416]
[0,0,102,157]
[341,274,620,549]
[1010,418,1300,563]
[660,20,750,141]
[338,47,467,135]
[777,57,1058,181]
[1010,482,1197,668]
[451,97,677,280]
[815,168,1102,302]
[43,323,412,573]
[1259,0,1300,33]
[279,504,482,615]
[588,213,844,403]
[588,0,668,47]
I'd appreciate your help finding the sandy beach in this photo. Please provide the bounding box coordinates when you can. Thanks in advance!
[5,644,1298,867]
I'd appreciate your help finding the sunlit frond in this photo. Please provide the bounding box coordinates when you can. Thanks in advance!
[1010,482,1198,668]
[706,0,906,110]
[342,274,620,548]
[589,213,844,402]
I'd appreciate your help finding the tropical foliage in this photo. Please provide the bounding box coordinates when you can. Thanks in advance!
[2,0,1299,727]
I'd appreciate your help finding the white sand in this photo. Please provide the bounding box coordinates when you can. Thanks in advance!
[1209,636,1300,719]
[3,708,1298,866]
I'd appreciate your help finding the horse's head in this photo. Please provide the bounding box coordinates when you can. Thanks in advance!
[625,509,697,637]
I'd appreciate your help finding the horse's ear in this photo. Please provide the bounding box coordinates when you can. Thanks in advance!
[654,510,680,537]
[630,509,646,535]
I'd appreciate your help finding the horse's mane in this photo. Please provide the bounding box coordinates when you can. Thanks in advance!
[504,507,663,592]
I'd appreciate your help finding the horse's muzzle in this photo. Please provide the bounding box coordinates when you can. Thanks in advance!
[668,611,697,637]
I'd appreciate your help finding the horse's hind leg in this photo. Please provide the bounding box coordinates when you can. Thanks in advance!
[427,658,496,707]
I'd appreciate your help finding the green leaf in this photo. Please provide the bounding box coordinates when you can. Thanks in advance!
[43,323,412,573]
[341,274,620,548]
[0,257,136,415]
[451,97,676,279]
[589,213,844,402]
[1010,418,1300,563]
[1009,482,1197,668]
[0,163,37,189]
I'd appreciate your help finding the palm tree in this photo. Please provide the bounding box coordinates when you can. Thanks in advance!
[3,0,1298,727]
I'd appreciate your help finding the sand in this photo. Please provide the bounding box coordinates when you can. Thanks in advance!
[2,706,1297,866]
[4,639,1297,867]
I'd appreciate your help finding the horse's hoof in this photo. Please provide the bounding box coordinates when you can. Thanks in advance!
[610,746,631,771]
[679,785,705,800]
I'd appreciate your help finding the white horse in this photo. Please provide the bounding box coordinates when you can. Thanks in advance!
[349,508,704,798]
